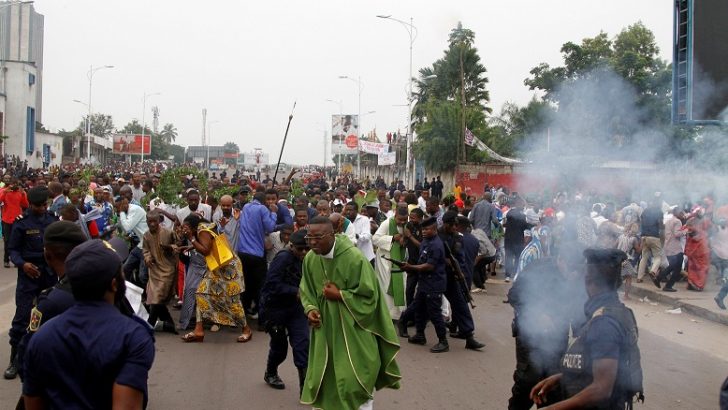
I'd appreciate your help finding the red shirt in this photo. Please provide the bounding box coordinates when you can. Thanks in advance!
[0,188,29,224]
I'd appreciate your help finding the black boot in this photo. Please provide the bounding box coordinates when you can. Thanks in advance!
[396,320,409,338]
[264,370,286,390]
[407,333,427,345]
[430,338,449,353]
[465,336,485,351]
[4,346,17,380]
[297,367,307,396]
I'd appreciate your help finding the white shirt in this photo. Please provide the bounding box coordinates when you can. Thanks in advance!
[351,214,375,261]
[119,203,149,249]
[177,203,213,224]
[322,240,336,259]
[417,196,427,211]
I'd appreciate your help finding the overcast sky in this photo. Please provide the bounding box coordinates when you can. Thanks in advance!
[36,0,672,165]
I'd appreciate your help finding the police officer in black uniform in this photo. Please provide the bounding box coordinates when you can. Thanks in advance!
[507,242,587,410]
[16,222,87,382]
[439,211,485,350]
[4,187,57,380]
[530,248,644,410]
[400,216,449,353]
[259,229,310,393]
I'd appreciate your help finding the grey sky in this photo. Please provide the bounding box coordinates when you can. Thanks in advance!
[36,0,672,165]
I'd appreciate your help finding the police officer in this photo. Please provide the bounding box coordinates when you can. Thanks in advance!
[4,187,57,380]
[259,229,310,392]
[439,211,485,350]
[400,216,449,353]
[507,242,587,410]
[16,221,87,383]
[21,239,155,409]
[530,248,644,410]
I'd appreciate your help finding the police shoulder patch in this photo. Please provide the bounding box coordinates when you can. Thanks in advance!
[28,307,42,332]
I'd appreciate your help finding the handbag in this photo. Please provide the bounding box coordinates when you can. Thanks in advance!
[200,228,234,271]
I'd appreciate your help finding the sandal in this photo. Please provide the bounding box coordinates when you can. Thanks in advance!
[237,328,253,343]
[181,332,204,343]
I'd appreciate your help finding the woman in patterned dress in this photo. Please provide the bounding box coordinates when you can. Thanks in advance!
[179,213,252,343]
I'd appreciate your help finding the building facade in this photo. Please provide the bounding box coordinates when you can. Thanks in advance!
[0,1,44,163]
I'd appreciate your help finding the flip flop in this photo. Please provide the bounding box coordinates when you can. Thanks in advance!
[181,332,204,343]
[237,329,253,343]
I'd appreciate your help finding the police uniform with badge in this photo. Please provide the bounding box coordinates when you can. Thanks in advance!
[4,187,57,380]
[402,216,450,353]
[438,211,485,350]
[259,230,310,393]
[15,221,88,383]
[531,249,644,410]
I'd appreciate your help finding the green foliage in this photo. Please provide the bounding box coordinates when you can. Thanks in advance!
[489,98,556,156]
[78,113,115,137]
[290,179,304,201]
[155,166,208,207]
[160,123,178,144]
[210,185,239,201]
[353,190,377,209]
[223,142,240,153]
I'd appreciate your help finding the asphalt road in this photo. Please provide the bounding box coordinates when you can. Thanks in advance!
[0,268,725,410]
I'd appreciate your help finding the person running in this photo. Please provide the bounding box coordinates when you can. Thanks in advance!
[143,210,179,333]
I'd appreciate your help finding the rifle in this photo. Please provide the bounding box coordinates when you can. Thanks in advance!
[381,256,405,268]
[443,241,476,309]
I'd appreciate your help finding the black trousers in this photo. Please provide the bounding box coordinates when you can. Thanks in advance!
[660,253,683,290]
[405,272,419,307]
[147,304,174,326]
[508,336,562,410]
[238,252,267,314]
[2,222,13,264]
[414,291,447,339]
[473,255,497,289]
[266,311,309,370]
[445,278,474,337]
[505,244,524,278]
[9,266,56,347]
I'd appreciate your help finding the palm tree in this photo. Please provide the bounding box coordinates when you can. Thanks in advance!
[223,142,239,153]
[160,123,178,144]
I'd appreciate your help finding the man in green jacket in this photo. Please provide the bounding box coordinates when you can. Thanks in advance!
[300,216,401,409]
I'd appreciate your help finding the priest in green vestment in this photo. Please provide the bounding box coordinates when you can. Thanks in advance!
[300,216,401,410]
[372,207,409,320]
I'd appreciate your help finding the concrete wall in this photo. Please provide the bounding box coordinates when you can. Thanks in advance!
[1,61,36,161]
[29,131,61,168]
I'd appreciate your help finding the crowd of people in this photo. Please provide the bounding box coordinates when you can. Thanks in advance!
[0,161,727,409]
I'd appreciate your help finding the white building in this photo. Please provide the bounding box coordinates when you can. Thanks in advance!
[0,1,44,163]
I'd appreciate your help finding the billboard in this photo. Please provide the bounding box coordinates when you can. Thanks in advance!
[331,114,359,155]
[113,134,151,155]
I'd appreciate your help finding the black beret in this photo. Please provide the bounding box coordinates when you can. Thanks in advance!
[584,248,627,267]
[65,240,123,289]
[421,216,437,228]
[290,229,307,247]
[44,221,86,246]
[442,210,459,224]
[27,186,49,205]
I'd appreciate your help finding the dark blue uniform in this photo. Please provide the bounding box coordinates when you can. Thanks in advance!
[460,231,479,289]
[560,291,636,409]
[7,211,57,348]
[259,249,309,371]
[22,301,155,409]
[439,230,475,337]
[16,277,74,380]
[412,235,448,339]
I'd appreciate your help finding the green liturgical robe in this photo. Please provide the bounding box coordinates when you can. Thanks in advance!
[300,235,402,409]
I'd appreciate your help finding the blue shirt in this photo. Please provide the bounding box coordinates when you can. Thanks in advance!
[23,301,155,409]
[583,292,626,361]
[275,202,293,230]
[237,199,277,257]
[8,211,58,266]
[418,235,447,293]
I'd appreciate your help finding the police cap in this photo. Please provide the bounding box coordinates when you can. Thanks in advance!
[27,186,49,206]
[584,248,627,287]
[65,239,123,290]
[441,210,459,225]
[44,221,86,247]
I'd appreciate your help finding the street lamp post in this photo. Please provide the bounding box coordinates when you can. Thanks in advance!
[338,75,363,178]
[72,99,88,160]
[207,120,220,170]
[377,15,417,188]
[86,65,114,161]
[325,98,343,174]
[140,92,160,163]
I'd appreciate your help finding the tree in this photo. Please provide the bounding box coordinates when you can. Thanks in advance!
[160,123,178,144]
[223,142,239,153]
[77,113,115,137]
[119,119,151,135]
[413,22,491,126]
[489,98,556,156]
[412,22,493,169]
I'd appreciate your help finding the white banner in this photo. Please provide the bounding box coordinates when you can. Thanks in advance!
[378,151,396,165]
[359,140,389,155]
